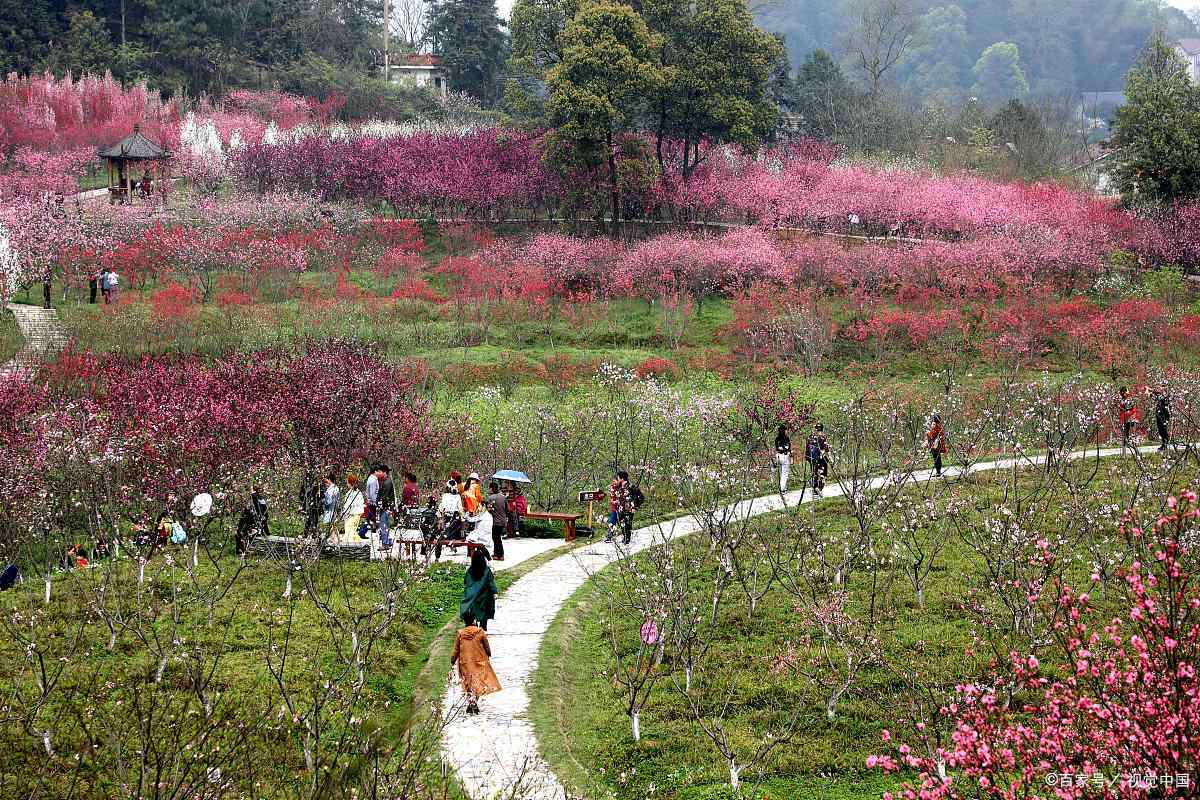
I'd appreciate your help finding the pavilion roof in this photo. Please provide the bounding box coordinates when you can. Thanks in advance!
[98,125,170,160]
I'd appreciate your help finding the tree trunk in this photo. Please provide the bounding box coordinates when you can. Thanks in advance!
[729,759,741,790]
[606,129,621,240]
[631,710,640,742]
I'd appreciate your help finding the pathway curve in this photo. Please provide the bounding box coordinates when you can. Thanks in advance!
[2,304,67,377]
[440,444,1168,799]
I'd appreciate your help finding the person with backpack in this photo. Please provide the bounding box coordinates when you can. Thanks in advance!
[926,414,948,478]
[607,471,638,545]
[805,422,831,497]
[774,424,792,493]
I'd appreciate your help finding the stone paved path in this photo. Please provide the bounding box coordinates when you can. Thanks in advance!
[2,304,67,376]
[440,444,1166,799]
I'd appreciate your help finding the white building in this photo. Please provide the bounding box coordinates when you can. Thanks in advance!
[1175,39,1200,82]
[381,54,449,96]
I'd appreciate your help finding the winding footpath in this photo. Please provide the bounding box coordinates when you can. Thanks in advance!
[1,304,67,377]
[440,444,1172,799]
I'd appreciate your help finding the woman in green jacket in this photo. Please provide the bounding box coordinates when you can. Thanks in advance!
[461,549,498,630]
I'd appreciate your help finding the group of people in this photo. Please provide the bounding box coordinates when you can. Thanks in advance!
[301,466,529,564]
[87,268,121,305]
[772,385,1176,497]
[773,422,832,495]
[1119,386,1173,453]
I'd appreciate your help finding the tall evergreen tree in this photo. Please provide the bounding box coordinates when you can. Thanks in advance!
[0,0,57,75]
[427,0,508,106]
[971,41,1028,104]
[904,4,972,102]
[1112,33,1200,206]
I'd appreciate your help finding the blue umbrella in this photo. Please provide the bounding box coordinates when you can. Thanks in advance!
[492,469,532,483]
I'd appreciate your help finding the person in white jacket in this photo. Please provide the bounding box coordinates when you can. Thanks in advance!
[341,473,366,543]
[438,481,464,539]
[466,509,493,557]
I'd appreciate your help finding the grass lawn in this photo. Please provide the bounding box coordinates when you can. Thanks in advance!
[0,547,467,797]
[0,308,22,363]
[529,456,1194,800]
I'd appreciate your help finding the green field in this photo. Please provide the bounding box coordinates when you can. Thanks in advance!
[529,456,1190,800]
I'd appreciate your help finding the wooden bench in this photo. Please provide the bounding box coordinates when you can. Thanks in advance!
[522,511,584,542]
[396,536,485,561]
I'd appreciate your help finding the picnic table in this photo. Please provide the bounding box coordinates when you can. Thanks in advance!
[522,511,584,542]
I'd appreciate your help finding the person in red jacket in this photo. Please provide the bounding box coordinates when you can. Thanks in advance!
[1118,386,1140,454]
[506,485,527,537]
[926,414,948,477]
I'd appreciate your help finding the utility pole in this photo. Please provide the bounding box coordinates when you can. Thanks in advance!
[383,0,391,83]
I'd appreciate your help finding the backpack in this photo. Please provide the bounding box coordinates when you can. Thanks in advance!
[629,484,645,510]
[806,435,823,461]
[170,522,188,545]
[108,272,119,287]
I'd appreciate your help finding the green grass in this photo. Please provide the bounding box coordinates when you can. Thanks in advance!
[0,308,21,363]
[0,548,468,797]
[529,457,1195,800]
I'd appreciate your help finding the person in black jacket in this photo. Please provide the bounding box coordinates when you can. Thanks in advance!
[774,425,791,493]
[377,465,396,553]
[1155,388,1172,452]
[236,488,270,557]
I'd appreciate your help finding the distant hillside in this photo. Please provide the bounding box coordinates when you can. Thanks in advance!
[759,0,1198,97]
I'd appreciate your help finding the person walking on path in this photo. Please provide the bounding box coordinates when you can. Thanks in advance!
[461,549,498,630]
[1119,386,1140,454]
[774,424,792,493]
[926,414,948,477]
[805,422,831,496]
[606,471,635,545]
[1155,388,1172,451]
[42,275,52,310]
[341,474,366,543]
[451,611,501,716]
[486,481,508,561]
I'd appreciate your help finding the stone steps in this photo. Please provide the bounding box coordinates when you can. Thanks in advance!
[2,305,68,376]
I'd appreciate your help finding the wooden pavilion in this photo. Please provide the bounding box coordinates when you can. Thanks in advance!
[98,124,171,204]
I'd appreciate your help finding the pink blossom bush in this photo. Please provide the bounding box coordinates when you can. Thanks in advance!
[872,491,1200,799]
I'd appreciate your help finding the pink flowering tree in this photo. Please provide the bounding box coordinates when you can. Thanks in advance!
[873,490,1200,799]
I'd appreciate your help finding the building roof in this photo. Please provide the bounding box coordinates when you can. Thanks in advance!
[98,125,170,160]
[394,54,442,67]
[1178,38,1200,55]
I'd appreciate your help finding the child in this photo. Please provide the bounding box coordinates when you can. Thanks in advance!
[450,612,501,715]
